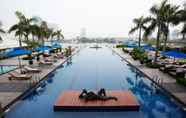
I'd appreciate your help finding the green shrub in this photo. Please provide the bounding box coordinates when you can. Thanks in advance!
[122,48,129,53]
[176,78,186,86]
[131,48,146,60]
[116,45,126,48]
[146,62,160,68]
[140,52,148,60]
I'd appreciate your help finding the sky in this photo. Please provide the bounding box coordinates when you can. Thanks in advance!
[0,0,185,39]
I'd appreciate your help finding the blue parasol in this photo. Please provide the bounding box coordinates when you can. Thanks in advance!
[4,47,32,58]
[35,46,51,52]
[142,44,155,51]
[51,43,61,49]
[162,51,186,59]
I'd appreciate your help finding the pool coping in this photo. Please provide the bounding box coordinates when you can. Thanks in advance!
[110,47,186,109]
[2,49,81,112]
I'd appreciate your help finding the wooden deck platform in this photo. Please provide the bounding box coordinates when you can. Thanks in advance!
[54,90,140,111]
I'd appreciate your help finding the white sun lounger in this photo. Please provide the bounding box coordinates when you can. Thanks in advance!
[8,71,32,80]
[24,66,42,73]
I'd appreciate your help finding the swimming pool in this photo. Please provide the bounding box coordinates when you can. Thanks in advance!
[0,65,17,75]
[6,46,186,118]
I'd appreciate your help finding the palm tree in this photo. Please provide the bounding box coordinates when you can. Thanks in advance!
[38,21,50,45]
[0,21,5,41]
[8,11,36,72]
[29,24,40,42]
[144,0,168,62]
[161,1,180,51]
[25,24,42,50]
[46,28,53,41]
[52,29,64,41]
[9,22,26,47]
[9,11,37,46]
[179,2,186,40]
[8,21,25,72]
[129,16,149,47]
[16,11,37,41]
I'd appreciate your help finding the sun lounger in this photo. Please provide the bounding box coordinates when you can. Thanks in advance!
[45,58,57,62]
[168,68,186,78]
[39,61,53,65]
[53,54,64,59]
[8,72,32,80]
[24,66,41,73]
[179,64,186,68]
[159,64,175,72]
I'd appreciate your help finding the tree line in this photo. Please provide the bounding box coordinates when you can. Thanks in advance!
[0,11,64,49]
[129,0,186,62]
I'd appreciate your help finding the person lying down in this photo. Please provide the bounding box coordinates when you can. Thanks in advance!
[79,88,118,101]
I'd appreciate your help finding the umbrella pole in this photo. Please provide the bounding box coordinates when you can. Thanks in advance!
[18,56,22,73]
[18,36,23,73]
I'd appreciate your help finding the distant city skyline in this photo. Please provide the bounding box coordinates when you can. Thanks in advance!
[0,0,185,38]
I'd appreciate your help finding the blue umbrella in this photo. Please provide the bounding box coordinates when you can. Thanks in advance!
[2,47,32,73]
[51,43,61,49]
[35,46,51,52]
[123,40,143,48]
[4,47,32,57]
[162,51,186,59]
[142,44,155,51]
[127,43,138,48]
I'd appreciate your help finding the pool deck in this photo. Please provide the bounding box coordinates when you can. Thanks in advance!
[0,46,80,111]
[112,47,186,108]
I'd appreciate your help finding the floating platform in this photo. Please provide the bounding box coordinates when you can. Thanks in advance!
[54,90,140,111]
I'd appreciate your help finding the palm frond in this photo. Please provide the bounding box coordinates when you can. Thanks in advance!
[160,0,168,10]
[0,29,5,33]
[150,5,159,15]
[8,24,19,33]
[129,27,138,34]
[142,17,152,24]
[133,18,140,24]
[59,34,64,39]
[141,26,147,30]
[144,19,157,37]
[15,11,27,22]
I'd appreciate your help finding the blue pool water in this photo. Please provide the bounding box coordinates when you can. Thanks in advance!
[6,46,186,118]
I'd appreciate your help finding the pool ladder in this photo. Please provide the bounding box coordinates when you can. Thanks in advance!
[152,75,163,87]
[29,73,41,87]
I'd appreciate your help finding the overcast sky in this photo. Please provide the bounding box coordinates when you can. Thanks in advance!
[0,0,185,38]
